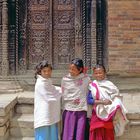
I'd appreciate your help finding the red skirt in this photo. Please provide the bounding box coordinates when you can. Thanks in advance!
[89,110,114,140]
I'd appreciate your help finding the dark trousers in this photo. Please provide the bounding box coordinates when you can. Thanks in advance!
[84,118,90,140]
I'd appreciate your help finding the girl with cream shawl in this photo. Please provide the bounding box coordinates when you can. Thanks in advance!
[34,60,61,140]
[61,58,90,140]
[88,65,128,140]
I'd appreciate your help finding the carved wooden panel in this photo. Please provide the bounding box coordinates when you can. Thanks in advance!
[55,0,74,10]
[0,2,2,74]
[25,0,76,69]
[18,0,27,73]
[53,0,75,69]
[27,0,50,69]
[8,1,16,74]
[17,0,81,70]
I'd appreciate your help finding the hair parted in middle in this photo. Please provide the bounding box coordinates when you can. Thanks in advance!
[71,58,84,73]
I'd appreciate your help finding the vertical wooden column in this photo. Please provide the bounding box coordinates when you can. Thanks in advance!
[96,0,104,65]
[85,0,92,68]
[49,0,53,65]
[75,0,82,58]
[82,0,86,65]
[91,0,97,67]
[15,0,19,73]
[1,0,9,77]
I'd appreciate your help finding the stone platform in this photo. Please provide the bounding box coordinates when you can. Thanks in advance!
[0,76,139,140]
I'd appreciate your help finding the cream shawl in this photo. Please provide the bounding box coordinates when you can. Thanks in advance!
[61,73,90,111]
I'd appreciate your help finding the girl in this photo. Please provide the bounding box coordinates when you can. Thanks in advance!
[34,60,61,140]
[88,65,128,140]
[61,58,90,140]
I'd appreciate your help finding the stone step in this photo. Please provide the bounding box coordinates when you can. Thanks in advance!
[116,121,140,140]
[9,137,34,140]
[10,114,34,137]
[15,104,34,114]
[17,92,34,105]
[16,92,34,114]
[108,76,140,93]
[0,80,23,94]
[0,94,17,117]
[9,113,140,139]
[0,91,139,139]
[0,94,17,140]
[122,92,140,115]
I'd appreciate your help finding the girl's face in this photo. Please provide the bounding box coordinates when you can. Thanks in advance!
[40,67,52,79]
[69,64,81,77]
[93,68,106,81]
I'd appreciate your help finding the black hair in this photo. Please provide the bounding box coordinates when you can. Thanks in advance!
[71,58,84,73]
[34,60,52,79]
[93,64,106,73]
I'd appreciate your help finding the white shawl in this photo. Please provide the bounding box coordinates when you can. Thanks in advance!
[89,80,128,136]
[34,75,61,128]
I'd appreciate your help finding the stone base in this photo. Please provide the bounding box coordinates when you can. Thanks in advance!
[13,70,68,90]
[0,130,9,140]
[0,78,23,94]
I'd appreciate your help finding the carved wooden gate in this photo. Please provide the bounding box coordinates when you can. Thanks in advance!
[19,0,76,70]
[1,0,107,75]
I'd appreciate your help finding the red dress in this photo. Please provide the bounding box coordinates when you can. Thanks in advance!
[89,82,114,140]
[90,109,114,140]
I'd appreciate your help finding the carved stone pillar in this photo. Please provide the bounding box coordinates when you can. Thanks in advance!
[1,0,9,77]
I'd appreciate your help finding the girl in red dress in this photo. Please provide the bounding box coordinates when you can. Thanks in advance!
[88,65,128,140]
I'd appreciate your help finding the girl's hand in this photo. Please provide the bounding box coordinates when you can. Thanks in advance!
[103,99,112,105]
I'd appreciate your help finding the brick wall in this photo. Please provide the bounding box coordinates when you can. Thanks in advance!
[108,0,140,76]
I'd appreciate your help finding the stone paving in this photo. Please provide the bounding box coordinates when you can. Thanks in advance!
[109,77,140,114]
[0,77,140,140]
[109,76,140,93]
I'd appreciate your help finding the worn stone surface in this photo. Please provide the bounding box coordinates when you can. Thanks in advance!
[0,114,9,126]
[9,137,34,140]
[0,130,9,140]
[10,127,34,137]
[17,92,34,104]
[116,123,140,140]
[0,121,9,136]
[15,104,34,114]
[0,94,17,117]
[10,114,33,129]
[10,114,33,137]
[0,80,140,140]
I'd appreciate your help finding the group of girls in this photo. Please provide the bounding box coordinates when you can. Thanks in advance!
[34,58,128,140]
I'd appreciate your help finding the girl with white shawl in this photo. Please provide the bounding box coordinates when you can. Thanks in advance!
[88,65,128,140]
[61,58,90,140]
[34,60,61,140]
